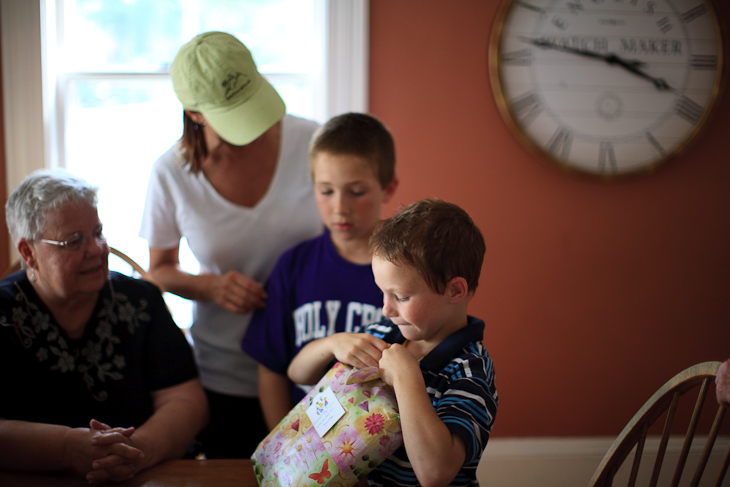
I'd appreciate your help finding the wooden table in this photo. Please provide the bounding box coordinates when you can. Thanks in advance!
[0,458,259,487]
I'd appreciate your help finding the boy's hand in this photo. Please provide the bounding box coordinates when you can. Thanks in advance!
[331,333,389,369]
[289,333,389,385]
[378,343,421,387]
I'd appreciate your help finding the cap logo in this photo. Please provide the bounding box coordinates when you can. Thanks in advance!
[222,72,252,101]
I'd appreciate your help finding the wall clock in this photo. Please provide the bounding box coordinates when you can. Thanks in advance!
[489,0,725,178]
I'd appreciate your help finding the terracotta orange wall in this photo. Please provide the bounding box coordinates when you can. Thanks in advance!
[369,1,730,437]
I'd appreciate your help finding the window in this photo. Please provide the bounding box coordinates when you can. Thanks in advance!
[1,0,368,328]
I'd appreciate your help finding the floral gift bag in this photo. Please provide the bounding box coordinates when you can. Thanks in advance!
[251,362,402,487]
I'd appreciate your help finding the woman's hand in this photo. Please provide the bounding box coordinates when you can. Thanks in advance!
[148,246,263,313]
[62,420,143,483]
[208,270,267,314]
[85,420,145,484]
[149,245,266,314]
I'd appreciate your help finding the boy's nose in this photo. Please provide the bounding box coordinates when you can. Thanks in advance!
[333,193,350,214]
[382,296,396,318]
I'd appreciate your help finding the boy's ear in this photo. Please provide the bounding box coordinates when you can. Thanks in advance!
[382,177,399,203]
[446,276,469,303]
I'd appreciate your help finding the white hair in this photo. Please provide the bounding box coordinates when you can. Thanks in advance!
[5,169,99,245]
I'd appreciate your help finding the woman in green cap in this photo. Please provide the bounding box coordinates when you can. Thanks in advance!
[140,31,323,458]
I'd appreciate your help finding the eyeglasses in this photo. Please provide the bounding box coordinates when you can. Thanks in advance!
[39,231,107,251]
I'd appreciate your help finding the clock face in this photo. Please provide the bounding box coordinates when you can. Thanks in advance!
[490,0,724,177]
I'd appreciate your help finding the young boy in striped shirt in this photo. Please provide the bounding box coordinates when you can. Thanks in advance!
[288,198,498,487]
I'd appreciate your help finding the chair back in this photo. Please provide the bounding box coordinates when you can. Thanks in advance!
[589,361,730,487]
[109,247,147,279]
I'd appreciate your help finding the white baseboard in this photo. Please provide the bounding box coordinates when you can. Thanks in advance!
[476,436,729,487]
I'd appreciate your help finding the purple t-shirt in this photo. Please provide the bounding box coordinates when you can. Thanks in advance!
[242,231,383,404]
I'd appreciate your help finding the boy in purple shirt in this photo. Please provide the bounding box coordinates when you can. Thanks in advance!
[242,113,398,429]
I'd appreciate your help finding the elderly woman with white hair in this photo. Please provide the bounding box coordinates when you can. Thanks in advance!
[0,170,209,483]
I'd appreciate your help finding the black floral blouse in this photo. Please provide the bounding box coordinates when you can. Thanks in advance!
[0,271,198,428]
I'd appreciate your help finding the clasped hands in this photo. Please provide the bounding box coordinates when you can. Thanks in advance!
[69,419,145,484]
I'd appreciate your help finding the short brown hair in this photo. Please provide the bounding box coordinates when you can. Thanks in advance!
[369,199,485,295]
[309,112,395,188]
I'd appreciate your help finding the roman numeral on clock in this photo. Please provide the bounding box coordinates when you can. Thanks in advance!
[510,91,543,126]
[516,1,545,14]
[682,4,707,23]
[675,96,703,124]
[598,141,617,173]
[501,49,532,66]
[691,55,717,70]
[646,132,665,156]
[548,126,572,160]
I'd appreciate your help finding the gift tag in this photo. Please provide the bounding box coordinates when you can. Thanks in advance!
[306,386,346,437]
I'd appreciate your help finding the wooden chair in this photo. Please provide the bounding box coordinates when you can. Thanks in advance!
[589,361,730,487]
[109,246,148,280]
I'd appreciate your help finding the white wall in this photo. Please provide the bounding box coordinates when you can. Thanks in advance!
[1,0,45,194]
[478,437,729,487]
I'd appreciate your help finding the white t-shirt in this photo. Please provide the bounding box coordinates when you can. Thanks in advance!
[139,115,323,397]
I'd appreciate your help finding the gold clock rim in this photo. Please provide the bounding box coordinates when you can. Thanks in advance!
[488,0,727,181]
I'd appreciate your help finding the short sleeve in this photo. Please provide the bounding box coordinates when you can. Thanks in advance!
[139,146,184,249]
[435,356,497,464]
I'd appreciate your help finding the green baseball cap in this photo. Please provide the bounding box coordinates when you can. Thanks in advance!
[170,32,286,146]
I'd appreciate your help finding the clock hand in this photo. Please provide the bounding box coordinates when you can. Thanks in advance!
[602,53,674,92]
[522,37,675,92]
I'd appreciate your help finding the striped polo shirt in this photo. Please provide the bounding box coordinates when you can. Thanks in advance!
[365,316,498,486]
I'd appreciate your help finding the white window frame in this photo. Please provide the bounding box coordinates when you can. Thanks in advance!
[1,0,369,210]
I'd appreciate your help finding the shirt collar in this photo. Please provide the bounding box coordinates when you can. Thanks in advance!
[419,316,485,371]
